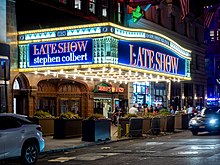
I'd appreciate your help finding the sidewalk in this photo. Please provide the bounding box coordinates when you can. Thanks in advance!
[42,125,183,154]
[43,125,129,154]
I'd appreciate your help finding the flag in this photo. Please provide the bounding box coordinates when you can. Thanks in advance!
[180,0,189,21]
[204,4,220,29]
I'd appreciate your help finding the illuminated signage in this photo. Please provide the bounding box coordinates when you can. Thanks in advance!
[28,39,93,67]
[132,6,144,23]
[94,83,124,93]
[97,86,124,93]
[118,40,187,76]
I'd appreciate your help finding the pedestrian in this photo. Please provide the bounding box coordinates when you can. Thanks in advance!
[170,105,175,115]
[187,105,193,119]
[129,104,138,114]
[113,104,120,126]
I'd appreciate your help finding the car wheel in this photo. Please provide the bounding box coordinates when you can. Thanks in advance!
[21,143,38,165]
[192,130,198,135]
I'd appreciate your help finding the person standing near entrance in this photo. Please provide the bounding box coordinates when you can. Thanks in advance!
[113,104,121,126]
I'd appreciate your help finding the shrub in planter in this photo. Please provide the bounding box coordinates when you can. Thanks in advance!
[53,112,82,139]
[82,114,111,142]
[32,110,55,136]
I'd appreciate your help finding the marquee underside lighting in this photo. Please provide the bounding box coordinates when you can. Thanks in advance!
[14,64,191,83]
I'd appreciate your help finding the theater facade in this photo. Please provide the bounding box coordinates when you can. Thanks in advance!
[12,22,191,117]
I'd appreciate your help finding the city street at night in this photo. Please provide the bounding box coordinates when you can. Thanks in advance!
[33,130,220,165]
[5,130,220,165]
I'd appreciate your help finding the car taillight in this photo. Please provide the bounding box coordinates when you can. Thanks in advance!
[36,126,42,132]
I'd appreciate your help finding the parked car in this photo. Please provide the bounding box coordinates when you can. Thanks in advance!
[189,107,220,135]
[0,113,45,164]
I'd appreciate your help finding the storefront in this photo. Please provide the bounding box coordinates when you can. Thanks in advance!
[14,22,191,117]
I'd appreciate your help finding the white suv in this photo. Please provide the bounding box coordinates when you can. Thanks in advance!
[0,113,45,165]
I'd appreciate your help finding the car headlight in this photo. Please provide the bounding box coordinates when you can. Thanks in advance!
[209,119,218,124]
[190,119,197,125]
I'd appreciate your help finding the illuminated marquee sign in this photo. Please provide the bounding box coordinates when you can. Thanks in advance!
[118,40,187,76]
[28,39,93,67]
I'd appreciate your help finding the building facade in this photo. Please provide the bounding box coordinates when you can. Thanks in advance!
[5,0,207,116]
[14,22,191,117]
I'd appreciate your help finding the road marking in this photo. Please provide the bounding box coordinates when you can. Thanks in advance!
[177,151,199,155]
[145,142,164,145]
[48,156,76,163]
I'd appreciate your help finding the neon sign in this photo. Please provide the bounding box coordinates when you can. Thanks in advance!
[28,39,93,67]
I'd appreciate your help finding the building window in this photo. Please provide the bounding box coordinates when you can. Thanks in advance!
[75,0,81,10]
[102,0,108,17]
[157,8,161,25]
[195,26,198,41]
[171,14,175,31]
[118,2,122,23]
[133,82,150,105]
[184,21,188,36]
[196,55,199,70]
[59,0,67,4]
[210,30,215,42]
[89,0,96,14]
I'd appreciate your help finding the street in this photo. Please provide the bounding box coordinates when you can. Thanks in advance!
[37,130,220,165]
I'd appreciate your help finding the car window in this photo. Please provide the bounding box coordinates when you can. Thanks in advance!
[0,116,21,130]
[203,107,220,115]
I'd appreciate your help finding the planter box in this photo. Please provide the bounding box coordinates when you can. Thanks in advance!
[53,119,82,139]
[175,114,189,129]
[129,118,143,137]
[159,116,175,132]
[119,118,130,136]
[82,119,111,142]
[160,116,167,132]
[166,116,175,132]
[151,117,160,135]
[30,118,54,136]
[142,118,151,134]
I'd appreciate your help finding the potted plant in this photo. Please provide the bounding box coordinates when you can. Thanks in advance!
[82,113,111,142]
[32,110,55,136]
[53,112,82,139]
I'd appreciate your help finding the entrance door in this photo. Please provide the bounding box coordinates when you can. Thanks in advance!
[60,98,80,115]
[14,91,28,115]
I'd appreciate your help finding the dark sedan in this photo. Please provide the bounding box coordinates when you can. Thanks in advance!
[189,107,220,135]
